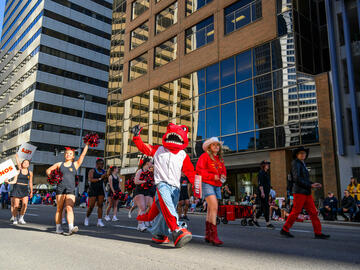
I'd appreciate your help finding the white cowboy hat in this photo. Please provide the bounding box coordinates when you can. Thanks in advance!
[202,137,224,152]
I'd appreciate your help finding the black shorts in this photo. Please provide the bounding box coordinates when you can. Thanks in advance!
[11,185,28,198]
[88,187,105,197]
[134,186,146,197]
[179,187,189,201]
[144,186,156,198]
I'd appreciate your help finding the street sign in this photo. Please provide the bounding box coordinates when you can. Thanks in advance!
[17,142,37,160]
[0,159,19,184]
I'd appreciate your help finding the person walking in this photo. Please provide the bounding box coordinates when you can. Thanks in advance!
[46,144,89,235]
[8,154,33,224]
[196,137,227,246]
[84,159,106,227]
[105,166,122,222]
[1,182,11,209]
[280,146,330,239]
[258,160,274,229]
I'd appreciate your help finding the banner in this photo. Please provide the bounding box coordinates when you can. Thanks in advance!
[193,175,202,199]
[0,159,19,184]
[17,142,37,160]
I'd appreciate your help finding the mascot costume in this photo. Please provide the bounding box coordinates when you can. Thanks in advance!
[131,123,195,248]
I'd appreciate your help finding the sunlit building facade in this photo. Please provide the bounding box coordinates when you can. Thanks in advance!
[106,0,338,201]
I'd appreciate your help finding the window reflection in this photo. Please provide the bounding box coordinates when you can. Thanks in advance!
[237,97,254,132]
[276,124,300,147]
[206,106,220,138]
[254,73,272,94]
[221,85,235,104]
[221,102,236,135]
[206,90,219,108]
[256,128,275,150]
[236,50,252,82]
[220,57,235,87]
[238,132,255,152]
[185,16,214,53]
[255,92,273,129]
[221,135,237,153]
[236,80,252,99]
[155,2,178,34]
[206,63,219,91]
[253,43,271,76]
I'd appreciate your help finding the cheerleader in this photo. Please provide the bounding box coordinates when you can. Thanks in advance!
[133,158,153,232]
[85,159,106,227]
[105,166,121,221]
[7,154,33,225]
[196,137,227,246]
[46,144,89,235]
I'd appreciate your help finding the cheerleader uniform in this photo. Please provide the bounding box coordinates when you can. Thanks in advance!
[11,170,30,198]
[89,168,106,197]
[133,169,147,197]
[109,175,121,198]
[56,163,77,195]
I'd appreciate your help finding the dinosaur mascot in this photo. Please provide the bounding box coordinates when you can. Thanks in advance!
[131,123,195,248]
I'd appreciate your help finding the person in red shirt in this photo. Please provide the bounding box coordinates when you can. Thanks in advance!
[196,137,227,246]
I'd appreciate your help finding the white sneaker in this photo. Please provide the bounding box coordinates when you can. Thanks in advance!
[112,216,119,222]
[104,215,111,222]
[97,220,105,227]
[69,226,79,235]
[10,216,14,222]
[137,223,147,232]
[84,217,89,227]
[128,210,132,219]
[13,219,18,225]
[18,218,26,225]
[62,218,67,225]
[56,227,64,234]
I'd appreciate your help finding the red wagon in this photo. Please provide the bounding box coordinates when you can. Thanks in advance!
[217,205,254,226]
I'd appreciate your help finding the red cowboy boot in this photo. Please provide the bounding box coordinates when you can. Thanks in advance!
[209,223,223,246]
[205,221,211,243]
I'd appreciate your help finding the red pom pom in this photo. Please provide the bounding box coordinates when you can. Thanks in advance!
[112,190,122,200]
[48,169,63,185]
[83,133,100,147]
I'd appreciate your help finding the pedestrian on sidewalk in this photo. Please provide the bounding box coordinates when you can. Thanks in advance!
[280,146,330,239]
[338,190,356,221]
[258,160,275,229]
[196,137,227,246]
[0,182,10,209]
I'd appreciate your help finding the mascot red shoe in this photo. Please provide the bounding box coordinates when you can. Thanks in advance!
[131,123,195,248]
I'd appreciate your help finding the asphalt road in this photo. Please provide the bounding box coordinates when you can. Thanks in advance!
[0,204,359,270]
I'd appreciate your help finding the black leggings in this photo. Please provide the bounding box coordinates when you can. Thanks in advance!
[260,195,270,222]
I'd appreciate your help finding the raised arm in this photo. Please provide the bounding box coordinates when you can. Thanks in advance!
[15,153,21,169]
[131,125,159,157]
[75,144,89,170]
[46,162,62,176]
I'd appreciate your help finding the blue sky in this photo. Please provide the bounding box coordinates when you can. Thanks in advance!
[0,1,5,37]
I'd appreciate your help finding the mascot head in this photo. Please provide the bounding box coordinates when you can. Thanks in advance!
[162,123,189,152]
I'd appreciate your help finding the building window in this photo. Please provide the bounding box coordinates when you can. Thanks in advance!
[154,37,177,68]
[185,16,214,53]
[224,0,262,35]
[132,0,149,20]
[155,2,178,34]
[130,21,149,50]
[185,0,213,16]
[129,53,148,81]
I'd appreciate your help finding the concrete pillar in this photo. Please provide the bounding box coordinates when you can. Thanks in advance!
[315,73,339,197]
[269,149,292,197]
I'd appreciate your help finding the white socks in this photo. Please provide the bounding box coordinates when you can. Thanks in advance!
[69,223,74,231]
[56,224,62,230]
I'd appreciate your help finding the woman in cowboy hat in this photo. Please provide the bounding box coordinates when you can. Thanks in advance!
[196,137,227,246]
[280,146,330,239]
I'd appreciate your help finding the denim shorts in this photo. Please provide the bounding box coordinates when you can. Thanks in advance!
[202,182,221,200]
